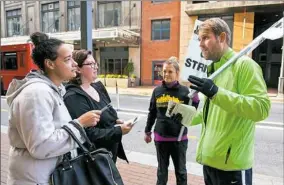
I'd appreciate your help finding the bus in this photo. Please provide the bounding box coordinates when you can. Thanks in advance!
[0,43,38,95]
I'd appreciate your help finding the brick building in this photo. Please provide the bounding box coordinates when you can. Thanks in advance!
[140,0,181,85]
[141,1,284,93]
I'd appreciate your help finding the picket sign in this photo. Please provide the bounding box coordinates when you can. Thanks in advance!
[180,20,212,82]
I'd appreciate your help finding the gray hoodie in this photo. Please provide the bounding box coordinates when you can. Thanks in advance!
[6,71,84,185]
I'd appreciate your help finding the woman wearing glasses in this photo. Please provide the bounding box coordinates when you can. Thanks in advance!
[64,49,133,163]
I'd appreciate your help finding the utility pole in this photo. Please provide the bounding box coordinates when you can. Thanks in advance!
[278,11,284,95]
[80,1,93,51]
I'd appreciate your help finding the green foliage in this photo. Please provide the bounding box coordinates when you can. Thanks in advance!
[130,74,136,78]
[120,75,129,79]
[97,74,105,78]
[105,74,128,78]
[123,59,134,76]
[106,74,116,78]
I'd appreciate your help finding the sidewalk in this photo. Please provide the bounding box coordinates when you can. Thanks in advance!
[0,133,204,185]
[1,132,283,185]
[106,86,155,96]
[106,86,284,103]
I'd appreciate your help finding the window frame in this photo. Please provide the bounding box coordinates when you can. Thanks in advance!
[151,19,171,41]
[151,0,171,4]
[6,9,22,37]
[152,61,165,85]
[97,1,122,28]
[1,52,18,71]
[67,1,81,31]
[101,58,128,75]
[41,2,60,33]
[192,1,218,3]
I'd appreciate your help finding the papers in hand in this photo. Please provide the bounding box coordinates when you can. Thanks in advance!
[166,101,197,127]
[126,116,140,126]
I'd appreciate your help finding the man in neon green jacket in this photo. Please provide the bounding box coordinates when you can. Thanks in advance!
[186,18,271,185]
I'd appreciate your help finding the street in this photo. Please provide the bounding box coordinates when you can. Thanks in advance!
[1,94,283,179]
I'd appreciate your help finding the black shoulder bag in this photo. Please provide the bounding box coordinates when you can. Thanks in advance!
[50,125,124,185]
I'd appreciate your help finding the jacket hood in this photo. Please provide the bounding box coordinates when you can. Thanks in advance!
[64,83,79,91]
[64,83,93,100]
[6,70,66,106]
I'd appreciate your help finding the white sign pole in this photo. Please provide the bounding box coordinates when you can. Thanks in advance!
[187,17,284,98]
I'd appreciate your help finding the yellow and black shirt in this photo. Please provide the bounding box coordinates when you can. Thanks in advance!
[145,81,191,138]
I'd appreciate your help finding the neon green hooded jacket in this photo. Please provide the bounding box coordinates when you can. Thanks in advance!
[188,48,271,171]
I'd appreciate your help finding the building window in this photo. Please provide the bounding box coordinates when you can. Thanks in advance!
[192,1,209,3]
[100,47,129,75]
[41,2,60,33]
[101,58,128,75]
[1,53,18,70]
[67,1,80,31]
[6,9,22,37]
[192,1,217,3]
[98,2,121,28]
[5,1,17,4]
[151,0,171,3]
[151,19,170,40]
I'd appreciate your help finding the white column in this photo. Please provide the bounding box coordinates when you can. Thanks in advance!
[22,1,27,35]
[59,1,66,32]
[278,11,284,95]
[1,1,6,37]
[34,1,40,31]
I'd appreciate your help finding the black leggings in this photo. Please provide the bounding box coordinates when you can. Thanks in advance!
[155,141,188,185]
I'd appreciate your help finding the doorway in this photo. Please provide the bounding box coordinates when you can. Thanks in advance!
[100,47,129,75]
[252,12,282,88]
[152,61,164,85]
[100,58,128,75]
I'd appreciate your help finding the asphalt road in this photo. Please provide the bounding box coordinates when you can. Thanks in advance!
[1,95,283,178]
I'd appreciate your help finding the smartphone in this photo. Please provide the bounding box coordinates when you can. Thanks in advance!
[101,103,111,113]
[131,117,139,125]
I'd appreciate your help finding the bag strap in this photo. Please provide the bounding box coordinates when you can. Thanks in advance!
[69,121,96,150]
[62,125,90,153]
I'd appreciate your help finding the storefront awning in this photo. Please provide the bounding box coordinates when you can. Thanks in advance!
[185,1,284,16]
[1,28,140,46]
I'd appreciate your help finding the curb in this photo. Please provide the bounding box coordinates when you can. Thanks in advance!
[116,108,148,114]
[108,92,284,102]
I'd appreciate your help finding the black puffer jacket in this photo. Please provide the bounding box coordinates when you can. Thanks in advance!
[64,81,128,163]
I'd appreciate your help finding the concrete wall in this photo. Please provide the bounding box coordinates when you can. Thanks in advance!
[120,1,141,29]
[179,1,198,71]
[129,47,140,78]
[0,1,5,38]
[27,5,35,34]
[185,1,284,16]
[34,1,40,32]
[232,12,255,53]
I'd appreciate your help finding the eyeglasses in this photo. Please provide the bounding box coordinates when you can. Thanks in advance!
[82,63,99,69]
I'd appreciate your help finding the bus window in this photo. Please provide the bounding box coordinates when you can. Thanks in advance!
[2,52,18,70]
